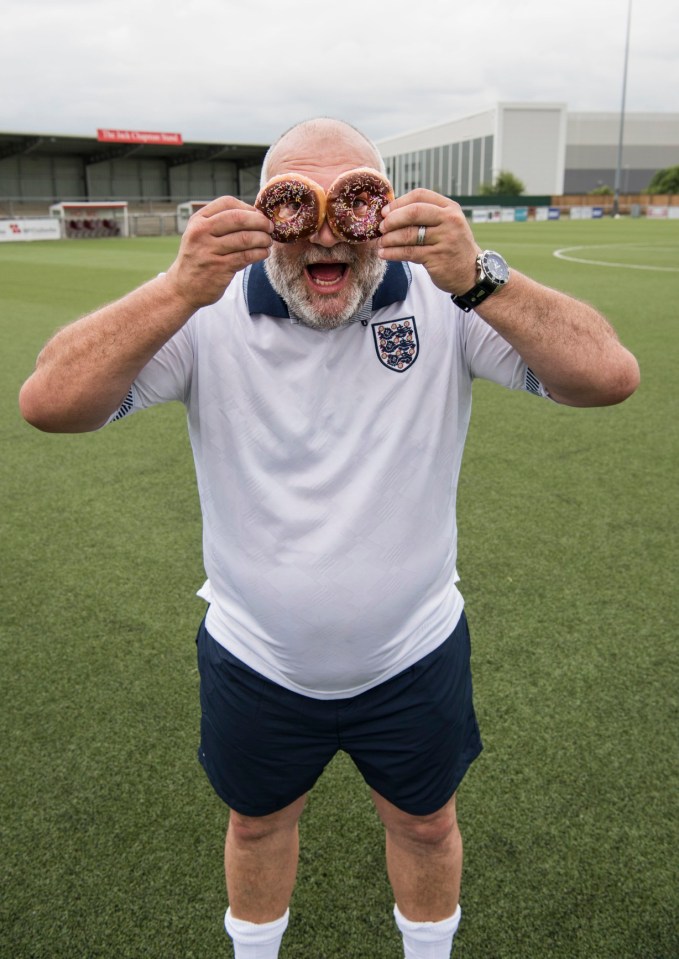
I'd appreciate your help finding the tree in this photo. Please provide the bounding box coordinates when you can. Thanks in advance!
[646,165,679,194]
[589,184,614,195]
[479,170,525,196]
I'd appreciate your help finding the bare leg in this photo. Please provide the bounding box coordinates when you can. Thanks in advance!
[225,794,307,922]
[371,790,462,921]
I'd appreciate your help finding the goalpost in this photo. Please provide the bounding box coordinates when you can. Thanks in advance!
[49,201,130,238]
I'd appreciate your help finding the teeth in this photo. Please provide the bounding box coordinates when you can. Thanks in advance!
[306,264,345,288]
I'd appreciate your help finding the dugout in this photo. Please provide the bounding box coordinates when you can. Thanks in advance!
[49,201,130,238]
[0,131,267,216]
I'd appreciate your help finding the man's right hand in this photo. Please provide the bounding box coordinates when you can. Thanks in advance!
[164,196,274,311]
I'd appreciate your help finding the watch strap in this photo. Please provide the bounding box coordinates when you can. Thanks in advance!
[450,283,496,313]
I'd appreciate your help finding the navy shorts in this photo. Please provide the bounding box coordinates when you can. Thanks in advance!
[196,612,482,817]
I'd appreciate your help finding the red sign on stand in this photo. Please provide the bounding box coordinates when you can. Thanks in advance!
[97,129,184,146]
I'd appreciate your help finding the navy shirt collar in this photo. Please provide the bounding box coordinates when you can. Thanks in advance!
[244,260,411,318]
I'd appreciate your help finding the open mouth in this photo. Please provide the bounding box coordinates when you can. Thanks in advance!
[305,262,348,293]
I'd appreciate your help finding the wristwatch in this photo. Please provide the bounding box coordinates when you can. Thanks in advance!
[451,250,510,312]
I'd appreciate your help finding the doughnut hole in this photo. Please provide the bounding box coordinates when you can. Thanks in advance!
[275,201,302,223]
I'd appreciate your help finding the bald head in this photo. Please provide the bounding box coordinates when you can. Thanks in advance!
[260,118,385,188]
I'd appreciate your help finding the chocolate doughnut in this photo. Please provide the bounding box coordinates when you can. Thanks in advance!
[326,167,395,242]
[255,174,326,242]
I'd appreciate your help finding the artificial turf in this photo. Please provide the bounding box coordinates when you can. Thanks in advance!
[1,220,677,958]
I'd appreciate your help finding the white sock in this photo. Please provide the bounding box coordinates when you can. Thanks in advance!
[224,908,289,959]
[393,903,462,959]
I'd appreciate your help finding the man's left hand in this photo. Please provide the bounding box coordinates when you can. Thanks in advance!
[377,189,480,294]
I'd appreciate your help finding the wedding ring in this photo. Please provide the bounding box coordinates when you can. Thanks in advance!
[416,225,426,246]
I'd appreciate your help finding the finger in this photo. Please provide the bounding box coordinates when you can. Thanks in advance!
[377,222,434,263]
[379,205,441,243]
[181,218,272,268]
[183,202,273,250]
[187,196,273,238]
[211,228,273,256]
[196,195,254,217]
[377,246,426,267]
[381,189,453,218]
[380,199,454,235]
[207,206,274,239]
[380,191,467,239]
[379,222,438,250]
[214,243,272,274]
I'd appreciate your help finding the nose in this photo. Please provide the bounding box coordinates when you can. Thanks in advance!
[309,216,340,248]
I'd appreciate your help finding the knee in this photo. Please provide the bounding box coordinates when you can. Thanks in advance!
[228,811,276,845]
[396,809,458,848]
[376,793,459,849]
[227,795,306,847]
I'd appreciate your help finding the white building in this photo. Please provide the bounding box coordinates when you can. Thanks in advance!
[377,103,679,196]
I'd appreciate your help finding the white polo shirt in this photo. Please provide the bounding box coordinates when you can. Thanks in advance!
[110,261,547,699]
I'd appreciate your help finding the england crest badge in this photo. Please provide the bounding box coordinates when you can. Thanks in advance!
[372,317,419,372]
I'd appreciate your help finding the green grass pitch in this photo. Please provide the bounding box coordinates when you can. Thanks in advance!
[1,219,677,958]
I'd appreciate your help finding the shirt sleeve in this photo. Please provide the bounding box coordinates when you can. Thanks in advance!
[105,319,195,424]
[459,307,551,399]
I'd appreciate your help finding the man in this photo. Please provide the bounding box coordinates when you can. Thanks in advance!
[19,118,640,958]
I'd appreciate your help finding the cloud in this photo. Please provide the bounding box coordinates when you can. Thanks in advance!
[1,0,677,144]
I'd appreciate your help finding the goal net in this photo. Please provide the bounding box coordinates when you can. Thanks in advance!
[49,202,129,238]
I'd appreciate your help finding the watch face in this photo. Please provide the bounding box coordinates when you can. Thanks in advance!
[481,250,509,285]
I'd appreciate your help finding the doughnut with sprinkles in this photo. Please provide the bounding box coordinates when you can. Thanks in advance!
[326,167,395,242]
[255,174,326,242]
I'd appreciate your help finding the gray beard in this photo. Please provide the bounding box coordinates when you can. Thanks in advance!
[264,245,387,331]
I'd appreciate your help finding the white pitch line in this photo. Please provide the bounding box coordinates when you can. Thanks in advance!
[554,245,679,273]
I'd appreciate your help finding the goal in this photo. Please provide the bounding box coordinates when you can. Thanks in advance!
[49,201,129,238]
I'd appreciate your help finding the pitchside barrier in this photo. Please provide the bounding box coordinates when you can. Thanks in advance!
[0,218,61,242]
[570,206,605,220]
[536,207,563,221]
[465,205,634,222]
[3,197,676,241]
[647,206,679,219]
[468,207,563,222]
